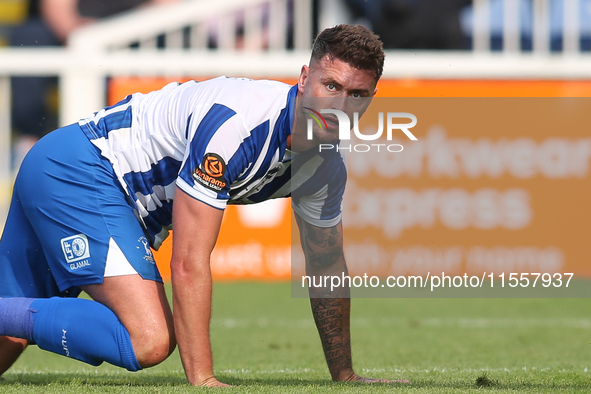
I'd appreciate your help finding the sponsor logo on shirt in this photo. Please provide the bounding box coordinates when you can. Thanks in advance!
[192,153,227,192]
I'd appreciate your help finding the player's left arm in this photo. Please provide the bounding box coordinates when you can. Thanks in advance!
[170,188,230,387]
[294,214,408,383]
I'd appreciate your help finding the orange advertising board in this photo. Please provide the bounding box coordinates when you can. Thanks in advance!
[108,77,591,282]
[332,98,591,281]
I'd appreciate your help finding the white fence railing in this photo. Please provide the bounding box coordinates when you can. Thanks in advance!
[469,0,591,53]
[67,0,311,52]
[1,0,591,227]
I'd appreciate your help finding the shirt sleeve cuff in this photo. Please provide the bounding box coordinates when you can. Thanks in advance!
[176,178,227,210]
[291,202,342,228]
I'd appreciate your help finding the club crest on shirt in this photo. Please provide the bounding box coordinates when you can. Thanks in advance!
[192,153,227,192]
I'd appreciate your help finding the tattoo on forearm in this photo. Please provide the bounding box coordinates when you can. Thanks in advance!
[297,218,344,269]
[310,297,352,380]
[306,245,343,268]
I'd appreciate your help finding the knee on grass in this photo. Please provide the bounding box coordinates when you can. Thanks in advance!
[131,327,176,368]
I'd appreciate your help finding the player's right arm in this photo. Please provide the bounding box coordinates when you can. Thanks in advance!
[170,187,229,387]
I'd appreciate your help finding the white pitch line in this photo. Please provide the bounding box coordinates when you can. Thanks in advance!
[210,317,591,329]
[6,366,590,376]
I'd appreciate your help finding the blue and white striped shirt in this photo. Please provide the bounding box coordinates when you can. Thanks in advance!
[78,77,346,249]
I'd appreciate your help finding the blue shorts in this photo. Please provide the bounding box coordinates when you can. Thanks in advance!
[0,124,162,298]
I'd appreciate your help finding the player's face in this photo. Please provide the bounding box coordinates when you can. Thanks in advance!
[292,55,378,151]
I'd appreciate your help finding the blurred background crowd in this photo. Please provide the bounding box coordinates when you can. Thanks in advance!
[1,0,590,168]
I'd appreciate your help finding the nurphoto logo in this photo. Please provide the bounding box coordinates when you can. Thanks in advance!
[305,108,418,152]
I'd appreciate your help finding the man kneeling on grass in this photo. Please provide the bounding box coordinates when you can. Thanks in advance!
[0,24,408,386]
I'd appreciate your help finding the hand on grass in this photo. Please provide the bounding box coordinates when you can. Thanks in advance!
[341,372,410,384]
[198,376,233,387]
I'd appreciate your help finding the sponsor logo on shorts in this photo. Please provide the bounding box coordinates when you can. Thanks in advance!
[61,329,70,357]
[139,236,155,264]
[61,234,91,270]
[192,153,227,192]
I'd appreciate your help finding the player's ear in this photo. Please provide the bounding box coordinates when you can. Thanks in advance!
[298,65,309,93]
[372,87,378,97]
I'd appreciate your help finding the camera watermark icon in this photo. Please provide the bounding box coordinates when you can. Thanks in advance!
[305,108,418,152]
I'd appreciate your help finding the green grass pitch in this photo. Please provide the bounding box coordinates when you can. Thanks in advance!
[2,282,591,393]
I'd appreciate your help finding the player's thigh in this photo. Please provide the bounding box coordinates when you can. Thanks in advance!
[81,275,175,364]
[13,124,174,362]
[14,124,162,292]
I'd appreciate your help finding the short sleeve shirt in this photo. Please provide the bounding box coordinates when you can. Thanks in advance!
[79,77,347,249]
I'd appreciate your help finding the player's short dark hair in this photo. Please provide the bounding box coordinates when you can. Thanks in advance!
[310,24,385,82]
